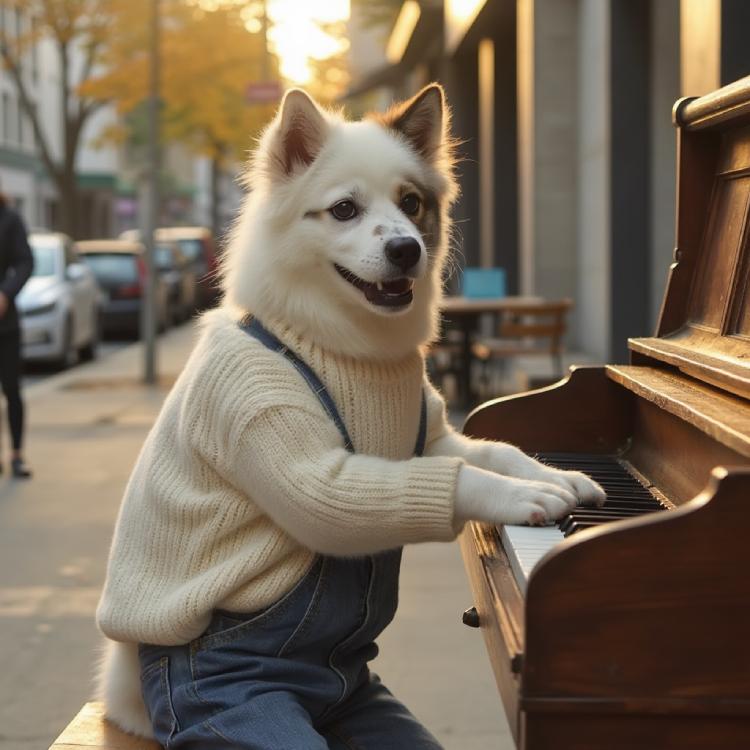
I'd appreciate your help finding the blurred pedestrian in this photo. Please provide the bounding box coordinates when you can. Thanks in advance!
[0,185,33,478]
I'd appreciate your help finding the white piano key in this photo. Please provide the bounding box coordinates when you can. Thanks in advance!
[501,524,565,593]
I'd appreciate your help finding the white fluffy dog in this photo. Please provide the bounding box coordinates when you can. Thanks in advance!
[97,84,604,740]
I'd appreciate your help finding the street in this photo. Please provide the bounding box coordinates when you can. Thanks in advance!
[0,321,511,750]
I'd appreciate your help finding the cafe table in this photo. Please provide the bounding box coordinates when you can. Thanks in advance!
[438,295,545,408]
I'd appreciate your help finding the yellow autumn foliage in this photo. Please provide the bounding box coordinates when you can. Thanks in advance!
[80,0,280,162]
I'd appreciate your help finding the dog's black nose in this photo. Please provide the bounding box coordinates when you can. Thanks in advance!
[385,237,421,272]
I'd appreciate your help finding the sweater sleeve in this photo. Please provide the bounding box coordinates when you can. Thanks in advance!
[0,212,33,300]
[229,404,464,556]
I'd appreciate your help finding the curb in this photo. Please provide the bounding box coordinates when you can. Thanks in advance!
[23,324,194,402]
[23,341,145,402]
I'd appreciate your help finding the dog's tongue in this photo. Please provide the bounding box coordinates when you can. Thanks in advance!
[364,278,414,306]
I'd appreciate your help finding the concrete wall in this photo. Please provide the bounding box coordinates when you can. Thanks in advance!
[77,107,119,176]
[575,0,610,361]
[649,0,680,330]
[0,166,34,224]
[444,0,683,361]
[533,0,579,305]
[680,0,721,95]
[0,8,55,227]
[518,0,579,305]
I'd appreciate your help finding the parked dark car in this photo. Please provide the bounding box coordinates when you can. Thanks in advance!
[155,241,197,324]
[157,227,220,309]
[120,226,220,310]
[77,240,169,338]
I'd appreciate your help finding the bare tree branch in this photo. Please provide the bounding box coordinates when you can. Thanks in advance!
[77,37,103,119]
[0,38,61,182]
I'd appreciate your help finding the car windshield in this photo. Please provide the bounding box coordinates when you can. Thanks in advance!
[176,238,204,262]
[29,240,59,277]
[155,245,174,269]
[81,253,138,283]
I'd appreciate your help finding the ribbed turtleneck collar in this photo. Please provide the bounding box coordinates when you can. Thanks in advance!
[252,313,425,385]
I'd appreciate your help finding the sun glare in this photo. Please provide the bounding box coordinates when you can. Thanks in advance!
[266,0,350,85]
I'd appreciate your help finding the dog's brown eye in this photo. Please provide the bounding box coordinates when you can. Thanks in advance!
[330,200,358,221]
[400,193,421,216]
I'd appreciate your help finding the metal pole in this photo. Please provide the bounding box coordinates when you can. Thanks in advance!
[142,0,160,384]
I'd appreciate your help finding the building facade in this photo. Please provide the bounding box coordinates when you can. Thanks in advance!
[0,5,223,240]
[0,3,53,228]
[0,3,121,236]
[347,0,750,363]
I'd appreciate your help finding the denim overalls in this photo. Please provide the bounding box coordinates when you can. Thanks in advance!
[138,318,444,749]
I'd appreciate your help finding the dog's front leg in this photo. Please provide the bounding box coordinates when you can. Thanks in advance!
[428,429,605,507]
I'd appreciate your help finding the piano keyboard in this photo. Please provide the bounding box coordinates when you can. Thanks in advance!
[501,453,666,592]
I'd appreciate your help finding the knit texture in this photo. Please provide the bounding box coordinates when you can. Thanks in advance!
[96,308,464,645]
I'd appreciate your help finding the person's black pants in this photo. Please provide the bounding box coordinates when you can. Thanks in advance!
[0,328,24,452]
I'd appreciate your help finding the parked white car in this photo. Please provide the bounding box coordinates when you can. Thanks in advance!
[16,232,101,368]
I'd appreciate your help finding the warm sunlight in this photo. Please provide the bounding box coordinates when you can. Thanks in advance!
[266,0,350,85]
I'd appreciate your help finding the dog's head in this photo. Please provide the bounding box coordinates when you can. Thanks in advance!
[222,84,458,360]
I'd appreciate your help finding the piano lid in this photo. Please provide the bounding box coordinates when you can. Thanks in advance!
[630,75,750,400]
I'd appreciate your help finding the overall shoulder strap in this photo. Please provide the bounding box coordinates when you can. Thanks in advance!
[240,317,355,452]
[414,390,427,457]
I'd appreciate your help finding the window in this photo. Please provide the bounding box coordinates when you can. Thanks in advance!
[29,242,60,278]
[1,92,9,143]
[18,99,24,147]
[81,254,139,285]
[8,93,17,143]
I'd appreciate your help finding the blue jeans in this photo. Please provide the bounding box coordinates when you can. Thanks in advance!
[139,553,443,748]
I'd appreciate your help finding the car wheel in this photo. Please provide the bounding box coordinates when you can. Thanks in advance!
[79,310,100,362]
[55,317,78,371]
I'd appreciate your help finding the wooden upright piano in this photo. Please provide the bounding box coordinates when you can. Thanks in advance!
[459,77,750,749]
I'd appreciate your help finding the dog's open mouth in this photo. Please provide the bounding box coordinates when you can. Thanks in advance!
[334,264,414,307]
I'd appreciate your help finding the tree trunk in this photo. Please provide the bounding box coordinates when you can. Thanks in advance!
[57,170,81,238]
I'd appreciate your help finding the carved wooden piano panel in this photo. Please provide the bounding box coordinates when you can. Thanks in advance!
[459,76,750,749]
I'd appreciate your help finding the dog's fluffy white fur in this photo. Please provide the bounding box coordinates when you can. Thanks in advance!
[96,641,154,737]
[98,85,605,738]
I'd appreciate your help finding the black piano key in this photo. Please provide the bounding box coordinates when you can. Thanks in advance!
[565,521,606,535]
[588,502,660,511]
[535,452,667,538]
[559,511,648,534]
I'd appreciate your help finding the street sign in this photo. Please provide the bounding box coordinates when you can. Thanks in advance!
[246,81,283,104]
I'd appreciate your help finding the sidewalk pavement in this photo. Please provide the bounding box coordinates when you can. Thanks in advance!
[0,320,512,750]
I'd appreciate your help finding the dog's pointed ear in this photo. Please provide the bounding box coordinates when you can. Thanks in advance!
[382,84,446,161]
[271,89,329,176]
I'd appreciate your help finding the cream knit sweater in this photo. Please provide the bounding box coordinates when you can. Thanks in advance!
[96,308,464,645]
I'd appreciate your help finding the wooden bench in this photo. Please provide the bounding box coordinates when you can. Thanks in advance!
[49,702,159,750]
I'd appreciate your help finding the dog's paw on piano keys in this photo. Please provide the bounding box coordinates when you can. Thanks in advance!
[465,442,605,509]
[534,467,607,509]
[455,465,585,527]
